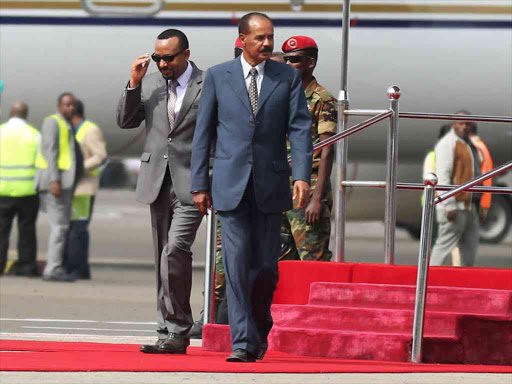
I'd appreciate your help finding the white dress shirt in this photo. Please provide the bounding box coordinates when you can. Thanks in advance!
[240,53,265,96]
[169,61,193,120]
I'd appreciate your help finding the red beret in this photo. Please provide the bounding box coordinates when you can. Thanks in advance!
[235,37,243,49]
[282,36,318,53]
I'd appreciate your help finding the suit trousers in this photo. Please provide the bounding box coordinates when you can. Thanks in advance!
[0,195,39,274]
[150,170,203,337]
[430,204,480,267]
[40,190,74,277]
[218,175,281,355]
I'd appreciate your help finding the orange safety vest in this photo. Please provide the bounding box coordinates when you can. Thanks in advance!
[470,135,494,210]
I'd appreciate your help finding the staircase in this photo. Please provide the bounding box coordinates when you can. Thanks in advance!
[202,262,512,365]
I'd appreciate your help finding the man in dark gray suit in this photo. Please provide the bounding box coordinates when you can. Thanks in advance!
[191,13,312,362]
[117,29,204,355]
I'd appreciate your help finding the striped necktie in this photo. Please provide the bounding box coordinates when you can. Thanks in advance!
[167,78,178,131]
[248,67,258,116]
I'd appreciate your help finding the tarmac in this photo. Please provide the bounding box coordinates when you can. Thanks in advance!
[1,189,510,384]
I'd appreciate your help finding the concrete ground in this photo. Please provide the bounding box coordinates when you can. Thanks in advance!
[1,189,510,384]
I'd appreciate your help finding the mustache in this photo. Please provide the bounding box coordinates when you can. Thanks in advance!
[261,47,272,53]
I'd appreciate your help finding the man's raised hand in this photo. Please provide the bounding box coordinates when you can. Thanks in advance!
[129,54,151,88]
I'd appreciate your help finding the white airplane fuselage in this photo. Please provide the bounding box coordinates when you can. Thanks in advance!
[1,0,511,231]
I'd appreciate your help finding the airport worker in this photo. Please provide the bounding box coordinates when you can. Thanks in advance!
[191,12,312,362]
[468,122,494,215]
[117,29,206,355]
[421,124,450,247]
[280,35,336,262]
[35,93,83,282]
[63,100,107,280]
[0,102,40,276]
[430,111,482,267]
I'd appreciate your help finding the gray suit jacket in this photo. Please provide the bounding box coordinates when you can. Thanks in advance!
[191,57,312,213]
[117,61,204,206]
[35,113,81,192]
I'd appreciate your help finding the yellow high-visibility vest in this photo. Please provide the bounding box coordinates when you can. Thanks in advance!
[0,120,40,197]
[35,114,72,171]
[75,120,99,176]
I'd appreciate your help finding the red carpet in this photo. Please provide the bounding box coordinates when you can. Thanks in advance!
[204,262,512,365]
[1,340,511,373]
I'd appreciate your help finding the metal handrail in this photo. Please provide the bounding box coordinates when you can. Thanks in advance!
[435,160,512,204]
[400,112,512,124]
[341,180,512,194]
[411,161,512,364]
[287,110,392,163]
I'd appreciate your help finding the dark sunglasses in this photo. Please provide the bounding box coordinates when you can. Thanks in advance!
[151,51,184,63]
[283,55,308,64]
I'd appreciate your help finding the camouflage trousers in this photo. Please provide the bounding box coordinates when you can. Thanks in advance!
[214,218,224,302]
[280,175,333,261]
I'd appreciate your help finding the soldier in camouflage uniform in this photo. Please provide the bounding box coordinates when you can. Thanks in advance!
[280,36,336,261]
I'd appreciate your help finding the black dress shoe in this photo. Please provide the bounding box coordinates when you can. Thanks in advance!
[189,320,203,339]
[257,342,268,360]
[226,349,257,363]
[140,339,167,354]
[158,333,190,354]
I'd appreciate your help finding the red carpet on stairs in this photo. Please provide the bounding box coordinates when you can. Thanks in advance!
[1,340,511,373]
[204,262,512,365]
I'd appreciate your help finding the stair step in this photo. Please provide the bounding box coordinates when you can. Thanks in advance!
[269,326,413,361]
[271,304,458,336]
[309,282,512,315]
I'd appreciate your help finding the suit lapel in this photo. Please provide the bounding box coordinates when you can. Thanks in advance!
[174,62,202,130]
[256,60,280,116]
[155,77,171,132]
[227,58,252,115]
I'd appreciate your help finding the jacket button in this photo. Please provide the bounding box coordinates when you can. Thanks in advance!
[163,155,168,159]
[167,138,172,143]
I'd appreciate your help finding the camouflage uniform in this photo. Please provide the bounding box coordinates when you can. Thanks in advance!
[214,218,224,302]
[280,78,336,261]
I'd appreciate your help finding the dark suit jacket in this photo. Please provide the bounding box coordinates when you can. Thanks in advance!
[117,61,203,206]
[191,57,312,213]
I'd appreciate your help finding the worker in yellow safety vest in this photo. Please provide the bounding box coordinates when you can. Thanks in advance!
[63,99,107,280]
[0,102,41,276]
[35,92,83,282]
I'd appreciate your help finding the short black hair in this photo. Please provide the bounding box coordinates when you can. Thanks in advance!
[238,12,272,35]
[157,29,189,51]
[58,92,74,105]
[438,124,451,139]
[74,99,85,118]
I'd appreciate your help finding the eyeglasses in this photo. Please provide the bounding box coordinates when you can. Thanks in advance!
[151,51,184,63]
[283,55,308,64]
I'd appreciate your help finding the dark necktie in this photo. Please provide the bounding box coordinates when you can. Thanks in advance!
[167,78,178,131]
[248,67,258,116]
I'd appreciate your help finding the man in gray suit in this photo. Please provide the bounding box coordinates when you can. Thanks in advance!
[36,92,83,282]
[117,29,204,355]
[191,13,312,362]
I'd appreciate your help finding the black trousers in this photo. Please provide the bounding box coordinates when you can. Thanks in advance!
[64,196,95,278]
[0,195,39,274]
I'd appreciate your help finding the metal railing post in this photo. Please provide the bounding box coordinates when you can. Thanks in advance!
[203,209,217,325]
[384,86,401,264]
[334,0,351,263]
[411,173,438,363]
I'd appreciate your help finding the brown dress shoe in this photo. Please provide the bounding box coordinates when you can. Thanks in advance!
[158,333,190,354]
[140,338,167,354]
